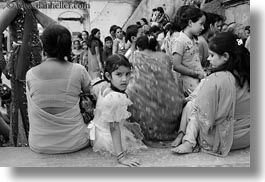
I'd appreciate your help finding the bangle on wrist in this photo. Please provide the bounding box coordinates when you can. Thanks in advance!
[117,151,125,161]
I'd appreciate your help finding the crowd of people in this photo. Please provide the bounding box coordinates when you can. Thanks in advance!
[0,0,250,167]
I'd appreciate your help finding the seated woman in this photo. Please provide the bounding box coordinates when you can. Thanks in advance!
[26,25,91,154]
[171,32,250,156]
[126,36,185,146]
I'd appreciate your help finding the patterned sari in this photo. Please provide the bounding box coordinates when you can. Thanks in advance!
[126,51,184,142]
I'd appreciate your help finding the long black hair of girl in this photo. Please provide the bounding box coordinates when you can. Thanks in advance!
[209,32,250,90]
[87,28,103,49]
[40,24,72,62]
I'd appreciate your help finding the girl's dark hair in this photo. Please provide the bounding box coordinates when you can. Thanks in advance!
[157,7,164,14]
[109,25,118,34]
[41,24,72,62]
[77,32,82,40]
[135,35,158,51]
[113,26,122,34]
[148,25,160,35]
[140,18,148,25]
[104,36,113,43]
[179,6,205,30]
[209,32,250,89]
[173,5,190,32]
[87,28,103,48]
[104,54,132,81]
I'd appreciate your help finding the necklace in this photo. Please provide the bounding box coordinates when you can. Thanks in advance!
[110,84,128,97]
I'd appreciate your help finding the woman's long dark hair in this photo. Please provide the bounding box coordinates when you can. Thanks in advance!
[209,32,250,90]
[135,35,158,52]
[41,24,72,62]
[87,28,103,49]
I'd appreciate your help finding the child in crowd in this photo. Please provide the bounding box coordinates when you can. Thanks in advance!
[81,40,88,50]
[102,36,113,66]
[172,6,206,96]
[171,32,250,156]
[124,25,144,59]
[88,54,147,167]
[72,39,83,63]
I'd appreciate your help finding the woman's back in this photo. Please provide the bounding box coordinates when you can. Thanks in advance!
[26,60,91,154]
[27,60,91,114]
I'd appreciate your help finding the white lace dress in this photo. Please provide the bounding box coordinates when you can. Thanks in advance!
[88,89,147,155]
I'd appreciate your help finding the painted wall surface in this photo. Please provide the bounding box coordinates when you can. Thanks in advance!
[123,0,184,30]
[89,0,136,39]
[0,0,138,39]
[224,2,250,37]
[0,0,250,38]
[225,3,250,25]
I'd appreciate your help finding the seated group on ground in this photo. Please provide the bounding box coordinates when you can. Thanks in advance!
[0,3,250,167]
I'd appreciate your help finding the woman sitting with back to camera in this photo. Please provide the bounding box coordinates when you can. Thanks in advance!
[26,25,91,154]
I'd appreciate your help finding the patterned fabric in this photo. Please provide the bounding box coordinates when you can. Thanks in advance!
[126,51,185,141]
[2,0,42,146]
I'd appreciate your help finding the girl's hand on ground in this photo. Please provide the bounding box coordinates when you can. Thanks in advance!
[118,156,140,167]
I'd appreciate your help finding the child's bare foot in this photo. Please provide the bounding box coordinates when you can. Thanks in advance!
[171,132,184,147]
[171,141,193,154]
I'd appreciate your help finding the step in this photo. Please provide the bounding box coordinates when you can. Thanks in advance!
[0,147,250,167]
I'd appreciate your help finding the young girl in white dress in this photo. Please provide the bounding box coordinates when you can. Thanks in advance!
[88,54,147,167]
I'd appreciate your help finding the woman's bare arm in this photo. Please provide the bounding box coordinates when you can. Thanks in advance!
[32,8,57,28]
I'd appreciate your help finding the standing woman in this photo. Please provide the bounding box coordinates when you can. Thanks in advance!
[0,0,56,146]
[112,26,128,56]
[87,28,103,72]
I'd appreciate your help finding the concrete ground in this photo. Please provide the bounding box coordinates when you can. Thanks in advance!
[0,147,250,167]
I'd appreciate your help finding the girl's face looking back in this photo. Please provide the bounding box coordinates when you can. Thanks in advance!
[190,15,206,36]
[109,66,131,91]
